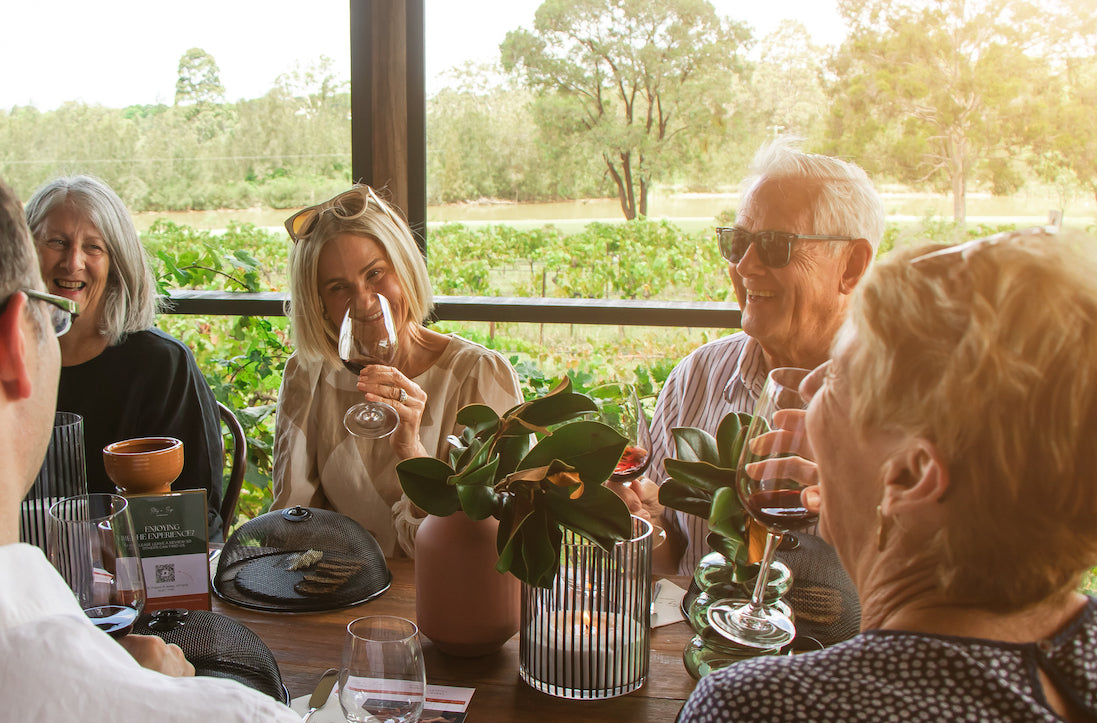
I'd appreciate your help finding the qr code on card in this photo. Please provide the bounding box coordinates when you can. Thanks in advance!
[155,563,175,583]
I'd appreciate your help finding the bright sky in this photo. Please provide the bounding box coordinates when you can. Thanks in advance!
[1,0,845,111]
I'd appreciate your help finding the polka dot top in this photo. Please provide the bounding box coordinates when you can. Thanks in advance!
[678,597,1097,722]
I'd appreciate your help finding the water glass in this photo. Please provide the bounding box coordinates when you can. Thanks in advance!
[339,616,425,723]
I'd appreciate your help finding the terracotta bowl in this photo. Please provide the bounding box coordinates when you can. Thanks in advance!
[103,437,184,495]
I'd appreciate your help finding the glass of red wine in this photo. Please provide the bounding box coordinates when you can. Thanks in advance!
[707,366,816,649]
[589,382,652,483]
[338,292,400,438]
[47,493,146,639]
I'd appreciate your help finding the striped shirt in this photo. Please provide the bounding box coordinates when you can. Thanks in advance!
[649,332,768,575]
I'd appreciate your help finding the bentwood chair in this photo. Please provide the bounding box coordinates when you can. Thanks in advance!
[217,402,246,533]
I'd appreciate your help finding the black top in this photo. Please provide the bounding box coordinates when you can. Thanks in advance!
[679,596,1097,722]
[58,328,224,540]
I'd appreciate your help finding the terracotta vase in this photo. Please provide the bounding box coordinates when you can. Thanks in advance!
[414,511,520,656]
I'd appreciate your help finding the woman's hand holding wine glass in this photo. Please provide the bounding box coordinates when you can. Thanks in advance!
[339,292,402,439]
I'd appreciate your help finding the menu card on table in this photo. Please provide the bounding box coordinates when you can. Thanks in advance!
[290,683,475,723]
[127,489,210,612]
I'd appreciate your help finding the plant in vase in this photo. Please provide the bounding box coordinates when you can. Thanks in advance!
[397,378,634,656]
[658,411,792,676]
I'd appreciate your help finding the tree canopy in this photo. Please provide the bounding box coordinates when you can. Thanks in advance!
[501,0,752,220]
[824,0,1095,222]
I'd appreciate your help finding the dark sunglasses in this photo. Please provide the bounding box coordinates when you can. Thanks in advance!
[284,185,399,243]
[22,288,80,337]
[716,227,855,268]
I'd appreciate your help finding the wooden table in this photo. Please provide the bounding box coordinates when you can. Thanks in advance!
[211,558,697,722]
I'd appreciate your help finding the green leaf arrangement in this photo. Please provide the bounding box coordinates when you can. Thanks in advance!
[658,411,756,581]
[397,377,634,588]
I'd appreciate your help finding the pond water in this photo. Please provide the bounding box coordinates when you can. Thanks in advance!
[132,190,1094,233]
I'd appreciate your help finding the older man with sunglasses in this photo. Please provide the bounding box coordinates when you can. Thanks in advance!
[647,138,883,640]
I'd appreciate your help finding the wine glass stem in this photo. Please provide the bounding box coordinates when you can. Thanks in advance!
[747,531,784,612]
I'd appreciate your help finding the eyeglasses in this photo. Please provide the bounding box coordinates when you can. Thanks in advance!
[910,225,1058,267]
[284,185,400,243]
[22,289,80,337]
[716,227,855,268]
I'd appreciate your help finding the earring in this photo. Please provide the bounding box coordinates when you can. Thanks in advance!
[875,504,889,551]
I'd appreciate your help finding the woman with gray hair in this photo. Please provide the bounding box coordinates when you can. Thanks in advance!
[272,185,521,557]
[25,175,224,538]
[680,227,1097,721]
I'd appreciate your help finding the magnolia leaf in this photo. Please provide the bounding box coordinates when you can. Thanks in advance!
[706,531,751,571]
[450,454,499,491]
[455,404,501,436]
[497,502,561,588]
[491,434,534,483]
[663,458,734,494]
[544,481,632,550]
[496,489,535,558]
[509,378,598,429]
[658,479,713,518]
[451,436,485,472]
[716,412,753,469]
[521,505,563,588]
[503,464,553,485]
[508,417,553,437]
[396,457,460,517]
[709,486,748,544]
[518,420,626,485]
[456,482,498,520]
[671,426,719,464]
[546,469,584,498]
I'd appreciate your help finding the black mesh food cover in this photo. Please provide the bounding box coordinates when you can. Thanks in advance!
[775,532,861,646]
[133,608,289,703]
[213,506,391,613]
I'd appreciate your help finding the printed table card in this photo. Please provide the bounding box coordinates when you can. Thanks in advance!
[127,489,210,611]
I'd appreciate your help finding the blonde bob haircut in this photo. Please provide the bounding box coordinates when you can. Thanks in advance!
[841,228,1097,611]
[24,175,158,345]
[286,187,434,368]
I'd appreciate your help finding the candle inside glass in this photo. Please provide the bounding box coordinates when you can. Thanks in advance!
[526,609,645,690]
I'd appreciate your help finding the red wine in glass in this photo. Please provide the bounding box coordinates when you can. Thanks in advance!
[338,293,400,439]
[611,445,651,483]
[86,604,140,639]
[744,488,818,533]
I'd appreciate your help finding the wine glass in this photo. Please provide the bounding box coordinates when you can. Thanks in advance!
[339,292,400,438]
[589,382,652,483]
[47,493,146,639]
[338,616,426,723]
[707,367,816,649]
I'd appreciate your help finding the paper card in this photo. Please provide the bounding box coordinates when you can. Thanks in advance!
[651,578,687,628]
[127,489,210,611]
[290,682,475,723]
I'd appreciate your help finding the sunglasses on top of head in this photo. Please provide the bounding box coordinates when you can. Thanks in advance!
[284,185,399,244]
[716,227,855,269]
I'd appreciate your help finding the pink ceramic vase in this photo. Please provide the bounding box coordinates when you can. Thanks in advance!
[414,511,520,656]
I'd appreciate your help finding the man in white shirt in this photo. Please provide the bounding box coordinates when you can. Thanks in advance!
[0,177,301,722]
[649,138,885,579]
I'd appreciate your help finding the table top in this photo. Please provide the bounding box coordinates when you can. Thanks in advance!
[211,558,697,722]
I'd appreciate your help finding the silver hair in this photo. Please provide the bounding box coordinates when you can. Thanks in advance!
[24,175,158,344]
[745,136,886,252]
